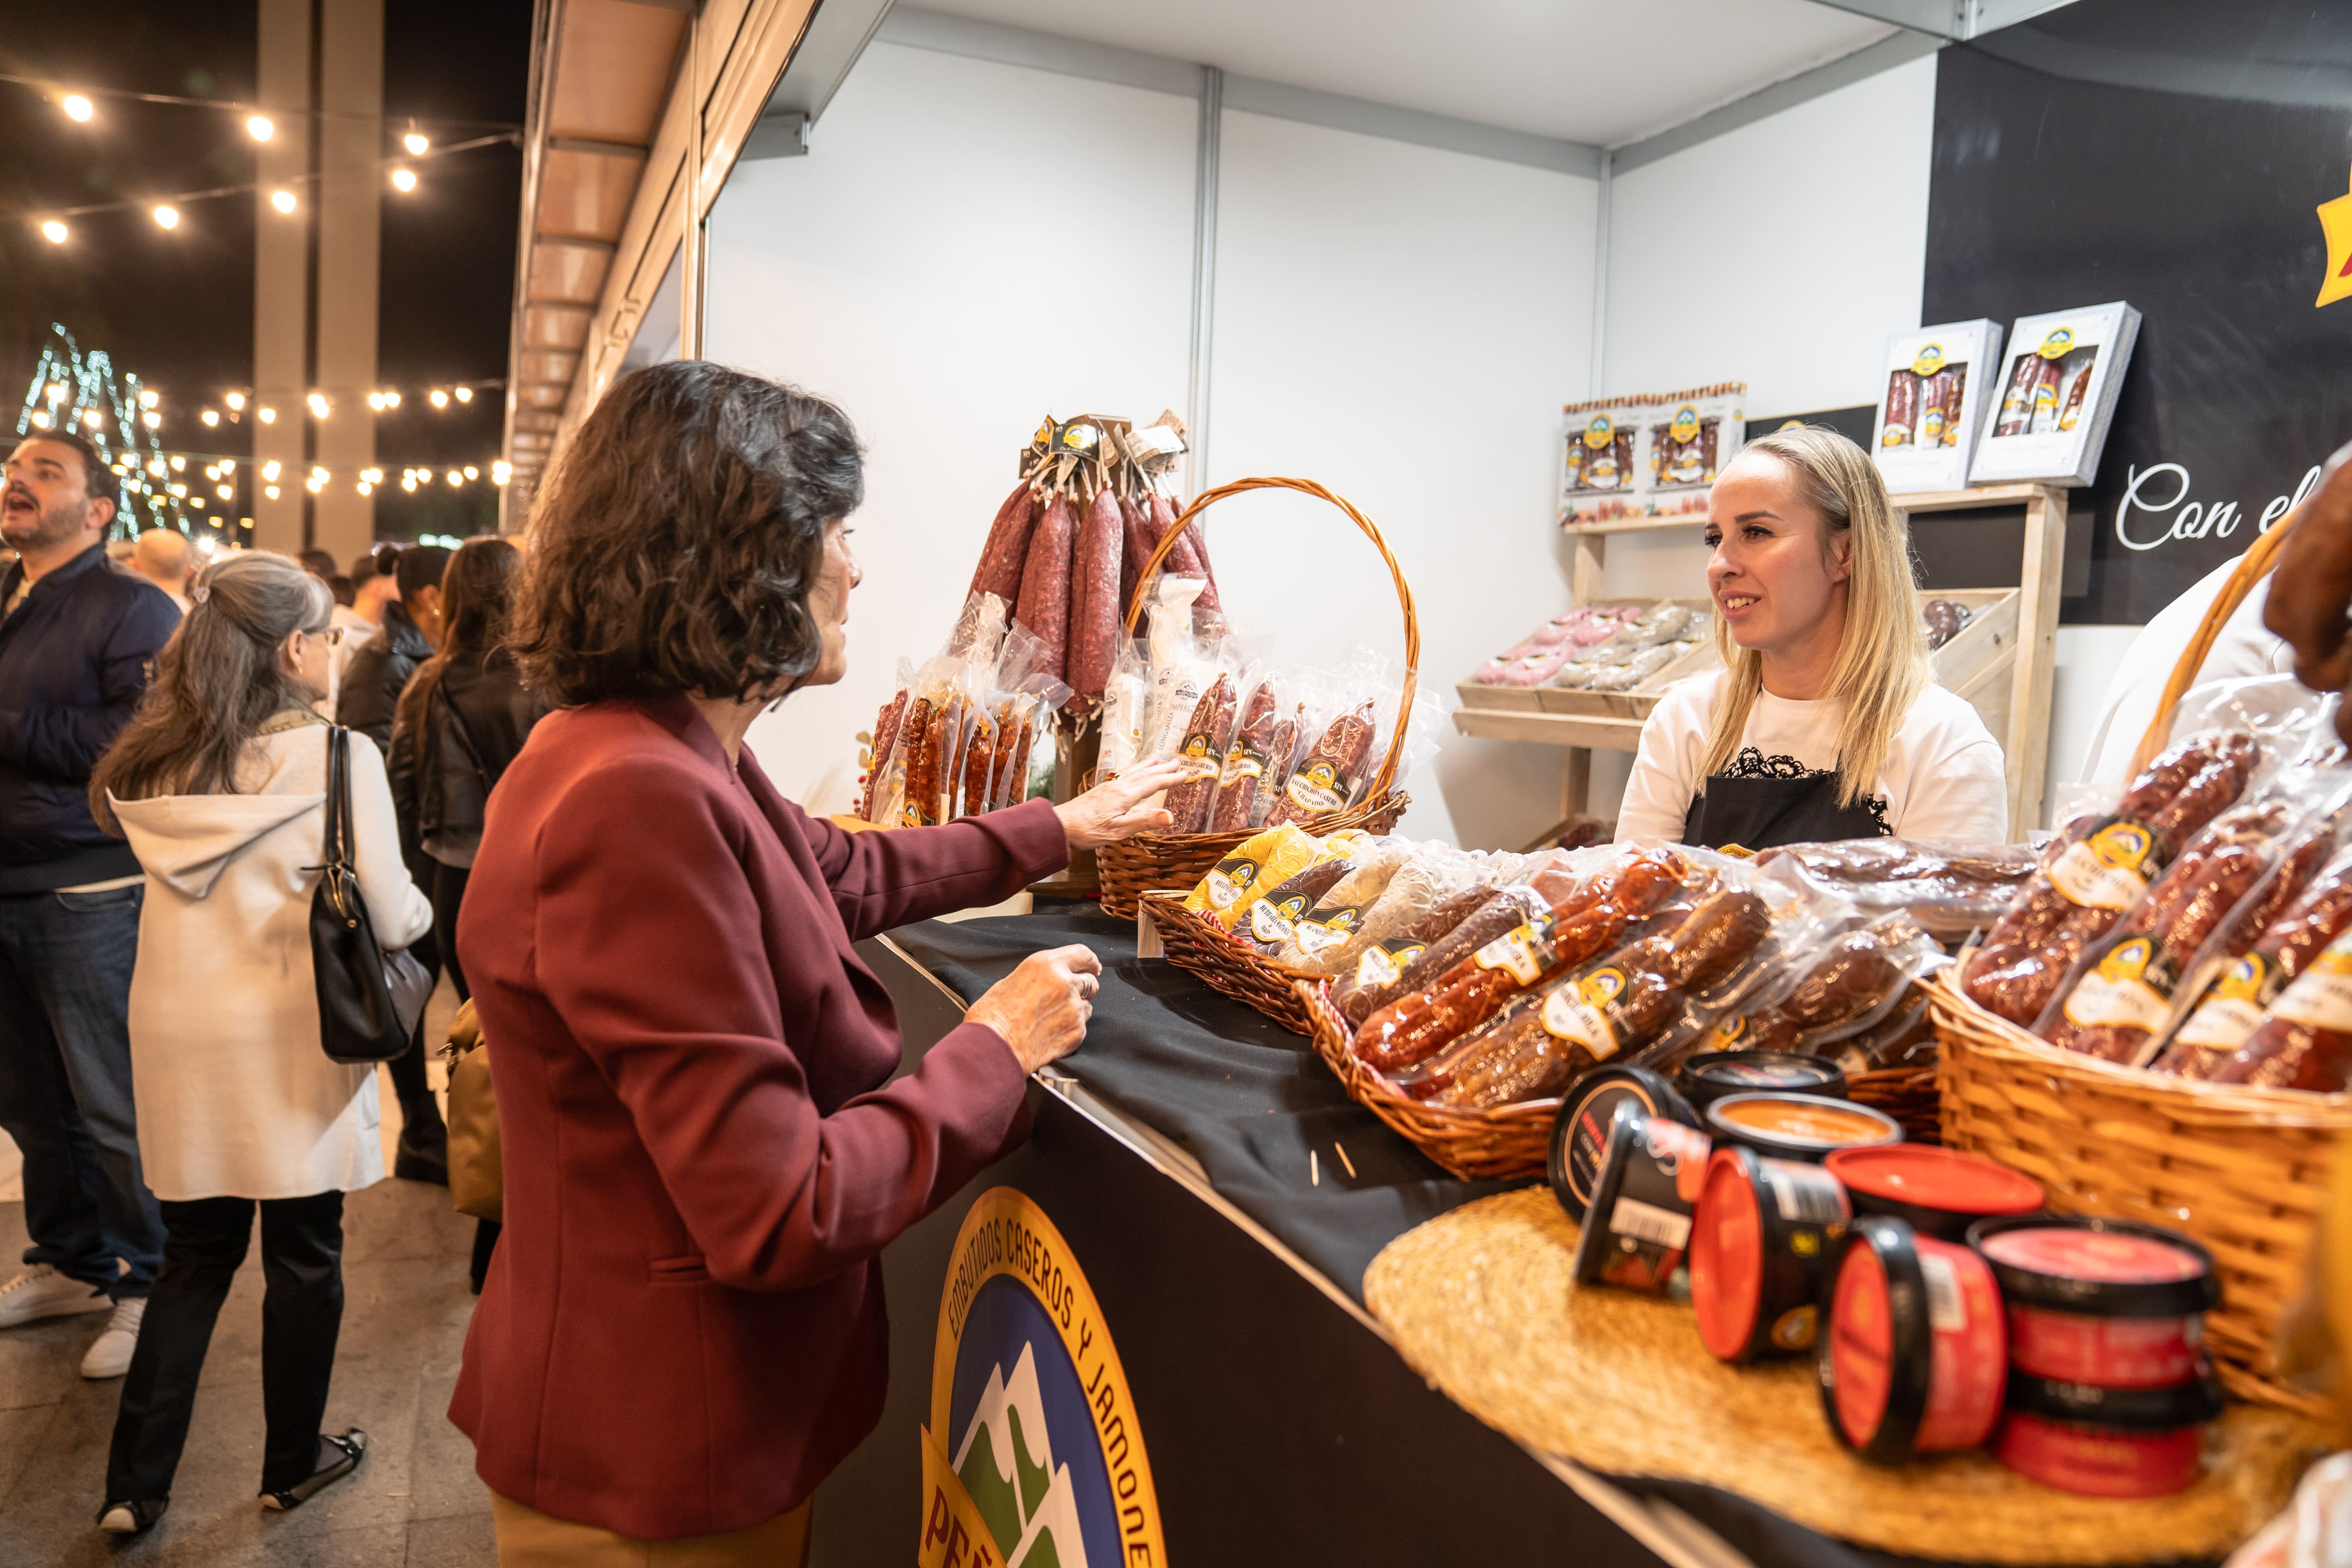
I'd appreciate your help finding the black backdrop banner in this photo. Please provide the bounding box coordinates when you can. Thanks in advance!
[1922,0,2352,625]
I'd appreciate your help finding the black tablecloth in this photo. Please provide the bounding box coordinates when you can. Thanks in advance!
[886,905,1515,1300]
[885,907,2199,1568]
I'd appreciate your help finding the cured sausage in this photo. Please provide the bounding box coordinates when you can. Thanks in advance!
[1406,890,1772,1108]
[1148,492,1220,618]
[862,689,908,822]
[1161,674,1237,833]
[1265,702,1376,828]
[2159,839,2352,1075]
[969,481,1038,606]
[1239,854,1359,954]
[1066,485,1125,706]
[1354,852,1684,1073]
[997,711,1035,811]
[1014,492,1077,684]
[2187,923,2352,1092]
[1334,885,1501,1025]
[1118,494,1156,624]
[1211,684,1281,833]
[958,706,997,821]
[1965,734,2256,1025]
[1721,925,1909,1055]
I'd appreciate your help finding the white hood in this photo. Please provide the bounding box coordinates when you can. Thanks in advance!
[110,791,325,898]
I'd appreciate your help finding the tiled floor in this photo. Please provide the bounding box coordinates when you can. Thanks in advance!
[0,983,495,1566]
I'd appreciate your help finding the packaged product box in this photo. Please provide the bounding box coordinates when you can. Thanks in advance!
[1870,320,2003,494]
[1968,302,2141,488]
[1560,384,1745,523]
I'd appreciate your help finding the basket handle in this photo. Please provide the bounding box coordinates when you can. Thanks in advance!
[1123,476,1421,803]
[2126,507,2299,778]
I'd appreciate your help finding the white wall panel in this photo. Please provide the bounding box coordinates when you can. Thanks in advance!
[705,41,1199,809]
[1206,109,1598,850]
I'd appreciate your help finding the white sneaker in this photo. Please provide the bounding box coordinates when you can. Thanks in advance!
[80,1297,146,1379]
[0,1264,112,1329]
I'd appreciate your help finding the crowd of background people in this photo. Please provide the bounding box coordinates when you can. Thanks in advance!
[0,425,544,1531]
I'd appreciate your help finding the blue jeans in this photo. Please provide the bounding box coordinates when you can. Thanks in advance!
[0,885,164,1297]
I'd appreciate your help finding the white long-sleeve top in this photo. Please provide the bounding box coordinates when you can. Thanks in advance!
[110,713,432,1201]
[1617,671,2010,847]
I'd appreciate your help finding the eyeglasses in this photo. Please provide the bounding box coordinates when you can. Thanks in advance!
[301,625,344,646]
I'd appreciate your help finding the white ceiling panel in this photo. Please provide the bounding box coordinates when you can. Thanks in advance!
[911,0,1899,148]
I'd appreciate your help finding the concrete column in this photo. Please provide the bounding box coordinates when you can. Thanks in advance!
[314,0,383,567]
[252,0,312,557]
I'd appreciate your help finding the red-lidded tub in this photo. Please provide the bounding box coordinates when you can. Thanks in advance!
[1819,1216,2008,1462]
[1825,1145,2045,1243]
[1968,1216,2220,1388]
[1690,1145,1852,1362]
[1704,1092,1903,1163]
[1994,1369,2225,1498]
[1571,1108,1712,1295]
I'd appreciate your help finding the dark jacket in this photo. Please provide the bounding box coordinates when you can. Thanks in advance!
[337,599,430,753]
[449,696,1067,1538]
[0,545,180,893]
[388,652,549,869]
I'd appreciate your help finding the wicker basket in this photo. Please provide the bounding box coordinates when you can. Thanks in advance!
[1139,890,1322,1034]
[1097,477,1420,918]
[1296,979,1555,1181]
[1927,965,2350,1416]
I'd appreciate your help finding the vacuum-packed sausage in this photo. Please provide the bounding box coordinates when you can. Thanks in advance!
[1266,702,1376,828]
[1161,674,1237,833]
[1148,492,1220,618]
[2160,839,2352,1074]
[1211,684,1281,832]
[863,689,908,822]
[2186,923,2352,1092]
[1334,885,1501,1025]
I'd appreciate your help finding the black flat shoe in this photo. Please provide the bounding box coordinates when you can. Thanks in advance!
[260,1430,366,1512]
[394,1127,448,1186]
[96,1498,167,1534]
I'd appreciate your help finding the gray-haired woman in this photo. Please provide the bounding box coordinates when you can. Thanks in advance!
[87,551,431,1535]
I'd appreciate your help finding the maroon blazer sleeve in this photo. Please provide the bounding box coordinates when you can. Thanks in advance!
[529,754,1031,1293]
[763,765,1069,941]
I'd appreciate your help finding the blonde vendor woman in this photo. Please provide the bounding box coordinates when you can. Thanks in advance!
[1617,426,2008,850]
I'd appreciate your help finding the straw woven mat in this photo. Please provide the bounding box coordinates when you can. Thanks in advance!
[1363,1189,2330,1564]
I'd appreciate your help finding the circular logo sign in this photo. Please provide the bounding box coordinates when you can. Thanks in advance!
[924,1189,1164,1568]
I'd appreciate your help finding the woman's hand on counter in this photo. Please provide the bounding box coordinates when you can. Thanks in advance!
[1053,759,1188,850]
[968,945,1103,1074]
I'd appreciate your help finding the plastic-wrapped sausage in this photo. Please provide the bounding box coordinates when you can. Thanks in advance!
[1353,851,1684,1073]
[1148,492,1220,619]
[958,706,997,822]
[2045,799,2309,1063]
[1965,734,2256,1025]
[1161,674,1237,833]
[2187,924,2352,1091]
[1117,494,1155,625]
[1336,885,1508,1025]
[2160,839,2352,1075]
[1211,684,1281,833]
[862,689,908,822]
[1014,492,1077,685]
[1404,890,1772,1108]
[970,481,1039,606]
[1065,486,1125,705]
[1711,920,1920,1055]
[1265,702,1376,828]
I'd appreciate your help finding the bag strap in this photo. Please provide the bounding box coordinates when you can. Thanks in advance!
[436,681,496,794]
[324,724,356,871]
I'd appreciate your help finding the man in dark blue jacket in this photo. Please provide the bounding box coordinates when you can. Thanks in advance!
[0,431,175,1381]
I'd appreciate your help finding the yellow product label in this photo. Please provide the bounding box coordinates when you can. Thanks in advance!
[2174,955,2275,1052]
[1055,418,1100,453]
[1919,406,1947,444]
[2038,327,2077,360]
[2270,931,2352,1032]
[2047,820,2159,911]
[1474,915,1557,987]
[1668,405,1700,443]
[1540,967,1629,1059]
[1185,825,1305,919]
[1293,905,1363,958]
[1355,938,1425,990]
[2060,937,2170,1032]
[1284,760,1347,816]
[1583,414,1615,451]
[1248,894,1312,947]
[1911,342,1947,377]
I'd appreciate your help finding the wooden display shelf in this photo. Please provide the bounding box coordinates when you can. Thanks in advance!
[1475,482,2068,839]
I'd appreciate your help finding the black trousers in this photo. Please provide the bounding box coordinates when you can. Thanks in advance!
[106,1191,345,1501]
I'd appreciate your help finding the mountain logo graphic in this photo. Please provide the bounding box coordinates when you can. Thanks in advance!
[920,1190,1164,1568]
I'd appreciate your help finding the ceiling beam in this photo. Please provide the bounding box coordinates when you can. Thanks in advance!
[1613,28,1944,173]
[1803,0,2080,43]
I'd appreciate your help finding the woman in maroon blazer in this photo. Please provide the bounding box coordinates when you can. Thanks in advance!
[450,362,1184,1564]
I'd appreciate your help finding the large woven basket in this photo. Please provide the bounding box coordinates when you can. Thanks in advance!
[1927,965,2350,1416]
[1097,477,1420,918]
[1140,889,1321,1034]
[1297,980,1554,1180]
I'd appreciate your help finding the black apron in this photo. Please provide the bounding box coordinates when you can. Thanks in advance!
[1680,767,1889,853]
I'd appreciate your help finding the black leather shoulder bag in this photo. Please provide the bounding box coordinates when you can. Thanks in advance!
[312,724,434,1064]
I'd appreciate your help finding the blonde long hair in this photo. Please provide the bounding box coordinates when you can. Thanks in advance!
[1698,426,1927,810]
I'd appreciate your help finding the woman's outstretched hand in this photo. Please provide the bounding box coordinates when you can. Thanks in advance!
[1054,758,1189,850]
[967,945,1102,1074]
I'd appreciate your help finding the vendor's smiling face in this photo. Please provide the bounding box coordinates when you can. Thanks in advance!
[1703,451,1852,660]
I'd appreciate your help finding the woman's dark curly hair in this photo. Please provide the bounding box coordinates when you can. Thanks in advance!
[508,361,863,705]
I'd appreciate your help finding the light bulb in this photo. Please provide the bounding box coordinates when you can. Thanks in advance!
[445,469,461,486]
[225,391,246,411]
[139,389,159,408]
[361,467,382,483]
[61,94,93,122]
[463,465,478,480]
[454,386,474,403]
[429,389,448,408]
[45,383,65,403]
[148,460,165,476]
[82,409,101,426]
[271,188,297,214]
[261,459,281,481]
[142,411,159,429]
[216,484,232,500]
[403,131,429,155]
[257,406,276,424]
[201,409,219,426]
[401,477,416,492]
[220,458,235,472]
[366,391,384,410]
[383,389,401,408]
[29,411,50,429]
[246,114,273,141]
[265,485,280,500]
[492,461,511,485]
[309,466,327,482]
[307,393,329,419]
[357,481,372,496]
[39,220,67,244]
[306,476,324,494]
[153,204,179,229]
[169,483,187,498]
[389,167,417,193]
[170,456,185,471]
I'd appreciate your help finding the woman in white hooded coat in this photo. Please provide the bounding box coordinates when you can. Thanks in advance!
[87,551,430,1536]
